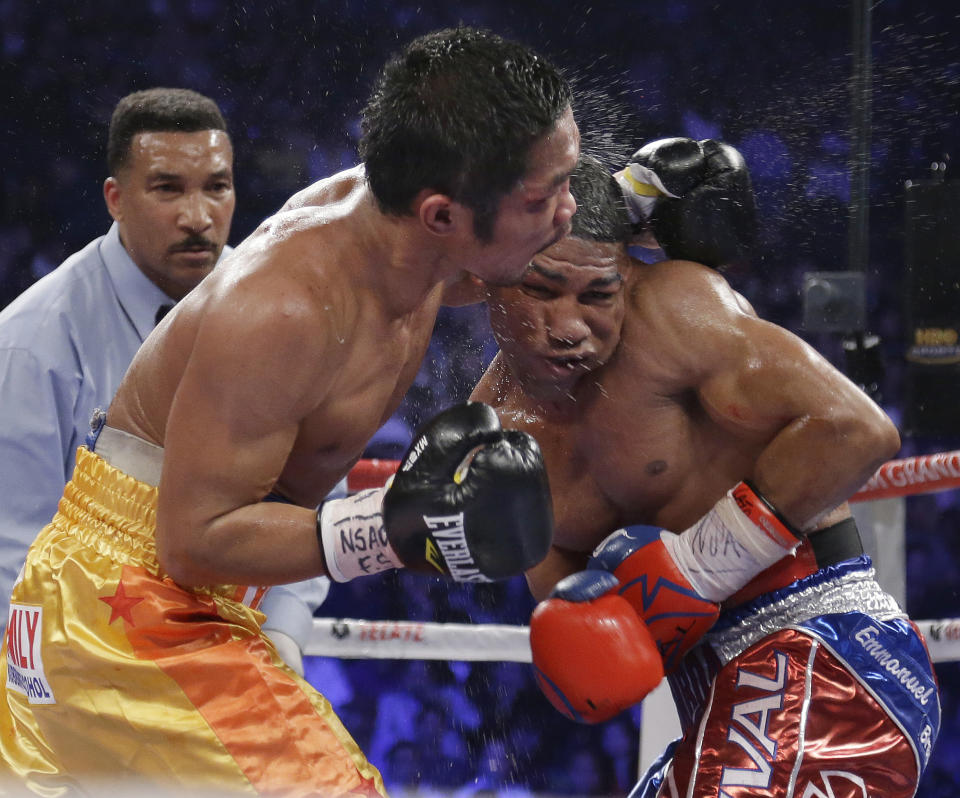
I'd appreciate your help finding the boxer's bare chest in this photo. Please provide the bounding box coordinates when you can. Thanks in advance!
[277,303,438,503]
[538,395,695,551]
[520,383,759,553]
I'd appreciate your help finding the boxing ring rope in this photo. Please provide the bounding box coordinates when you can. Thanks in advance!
[306,449,960,665]
[346,450,960,503]
[304,616,960,665]
[304,618,532,662]
[846,450,960,503]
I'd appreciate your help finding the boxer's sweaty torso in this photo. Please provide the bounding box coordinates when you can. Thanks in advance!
[473,260,855,596]
[111,167,442,507]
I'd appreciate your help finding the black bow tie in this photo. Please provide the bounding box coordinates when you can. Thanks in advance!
[155,303,174,325]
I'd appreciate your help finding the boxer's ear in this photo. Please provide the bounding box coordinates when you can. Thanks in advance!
[104,177,124,222]
[417,191,469,237]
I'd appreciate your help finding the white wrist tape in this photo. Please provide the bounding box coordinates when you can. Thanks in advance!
[614,163,679,225]
[660,489,800,603]
[318,487,403,582]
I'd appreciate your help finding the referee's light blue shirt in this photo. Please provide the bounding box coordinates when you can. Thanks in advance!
[0,223,173,624]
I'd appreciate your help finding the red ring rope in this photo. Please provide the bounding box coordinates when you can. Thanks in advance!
[347,458,400,493]
[850,450,960,502]
[346,450,960,502]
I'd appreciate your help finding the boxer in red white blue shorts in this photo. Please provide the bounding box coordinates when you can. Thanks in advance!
[632,550,940,798]
[469,147,925,794]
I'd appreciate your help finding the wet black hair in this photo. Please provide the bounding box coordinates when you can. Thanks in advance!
[360,26,572,241]
[569,155,632,244]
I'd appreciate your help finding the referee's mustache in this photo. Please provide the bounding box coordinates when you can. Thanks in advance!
[170,235,218,253]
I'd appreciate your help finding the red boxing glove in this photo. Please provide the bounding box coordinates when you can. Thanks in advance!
[530,570,664,724]
[588,525,720,673]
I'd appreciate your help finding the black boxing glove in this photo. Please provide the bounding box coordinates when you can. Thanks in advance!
[614,137,756,269]
[317,402,553,582]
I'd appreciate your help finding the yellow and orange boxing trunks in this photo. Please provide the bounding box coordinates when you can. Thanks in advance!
[0,443,385,797]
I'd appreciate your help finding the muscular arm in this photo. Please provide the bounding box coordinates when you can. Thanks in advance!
[654,262,900,529]
[156,285,343,587]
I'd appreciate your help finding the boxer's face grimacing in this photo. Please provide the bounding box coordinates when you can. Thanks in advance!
[469,106,579,287]
[487,235,626,401]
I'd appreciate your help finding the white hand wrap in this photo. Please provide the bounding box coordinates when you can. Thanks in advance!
[660,486,801,602]
[318,487,403,582]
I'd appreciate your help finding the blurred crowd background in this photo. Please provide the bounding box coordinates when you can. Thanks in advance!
[3,0,960,794]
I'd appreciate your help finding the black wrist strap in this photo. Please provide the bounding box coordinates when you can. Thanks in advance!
[810,516,863,566]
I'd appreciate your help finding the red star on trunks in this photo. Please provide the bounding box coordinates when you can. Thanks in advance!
[352,772,383,797]
[99,580,143,625]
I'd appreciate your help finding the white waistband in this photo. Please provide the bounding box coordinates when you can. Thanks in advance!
[94,425,164,487]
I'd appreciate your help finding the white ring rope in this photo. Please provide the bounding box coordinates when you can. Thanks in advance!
[307,617,960,664]
[305,618,531,662]
[915,620,960,664]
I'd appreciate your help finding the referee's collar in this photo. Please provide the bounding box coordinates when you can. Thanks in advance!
[100,223,175,343]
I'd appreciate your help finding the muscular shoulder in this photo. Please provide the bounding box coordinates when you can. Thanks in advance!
[630,258,741,319]
[183,257,357,412]
[471,353,514,409]
[239,167,369,275]
[281,164,366,212]
[616,258,774,391]
[212,257,355,340]
[627,259,744,344]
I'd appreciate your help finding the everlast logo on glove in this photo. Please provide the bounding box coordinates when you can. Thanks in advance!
[423,514,491,583]
[375,402,553,583]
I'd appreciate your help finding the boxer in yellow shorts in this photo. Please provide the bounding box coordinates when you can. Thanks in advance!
[1,442,383,796]
[0,27,570,795]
